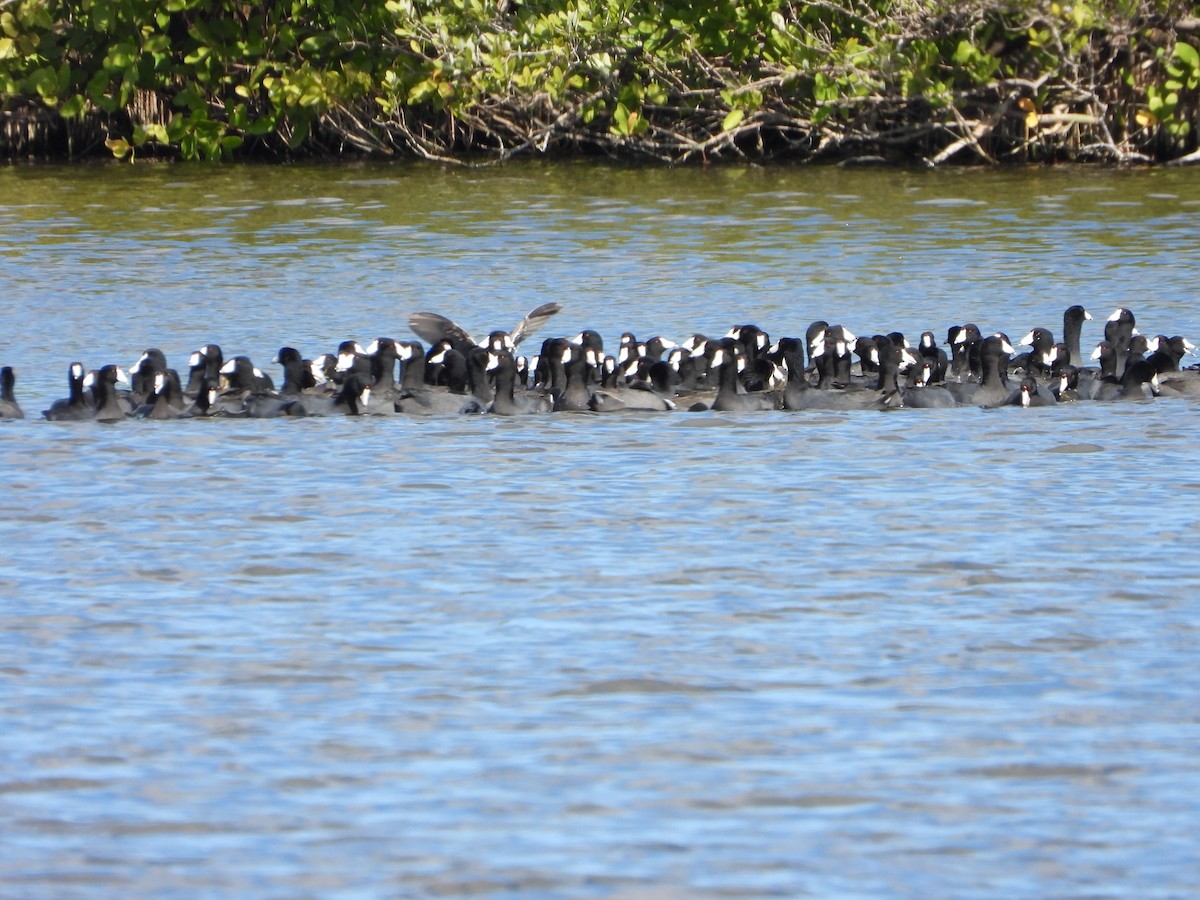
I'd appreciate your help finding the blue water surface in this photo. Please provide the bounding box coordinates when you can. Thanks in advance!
[1,162,1198,898]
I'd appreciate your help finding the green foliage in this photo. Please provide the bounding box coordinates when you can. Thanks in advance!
[1145,41,1200,136]
[0,0,1198,161]
[0,0,388,159]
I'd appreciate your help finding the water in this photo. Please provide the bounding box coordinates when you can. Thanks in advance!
[1,162,1199,898]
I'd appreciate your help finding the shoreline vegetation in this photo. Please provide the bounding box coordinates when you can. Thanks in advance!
[2,1,1199,167]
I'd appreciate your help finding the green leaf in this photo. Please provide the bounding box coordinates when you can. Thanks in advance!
[105,136,133,160]
[722,108,745,131]
[287,119,311,149]
[618,79,643,106]
[246,114,277,136]
[137,123,170,144]
[18,1,52,29]
[1173,42,1200,71]
[59,95,85,118]
[183,46,211,65]
[612,101,630,134]
[143,34,170,56]
[644,82,667,105]
[30,66,59,102]
[300,34,333,53]
[104,42,138,70]
[408,78,436,104]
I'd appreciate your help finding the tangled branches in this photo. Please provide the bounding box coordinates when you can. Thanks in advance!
[2,1,1198,165]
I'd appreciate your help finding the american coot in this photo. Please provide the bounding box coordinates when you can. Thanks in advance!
[355,338,402,415]
[485,351,553,416]
[44,362,91,421]
[642,336,677,365]
[707,348,781,412]
[128,348,168,407]
[727,324,771,367]
[1009,375,1057,408]
[1013,328,1057,377]
[614,332,642,382]
[916,331,949,383]
[329,373,373,416]
[1063,305,1092,366]
[804,320,828,374]
[1094,359,1161,401]
[778,353,820,411]
[1151,338,1200,397]
[396,341,473,415]
[533,336,568,392]
[552,343,597,412]
[365,338,402,391]
[408,302,562,356]
[137,370,187,420]
[85,365,131,423]
[1104,307,1138,378]
[309,354,337,387]
[948,323,982,380]
[898,359,958,409]
[430,344,470,393]
[333,341,371,384]
[184,344,223,399]
[1052,367,1082,402]
[10,305,1195,423]
[855,336,881,376]
[0,366,23,419]
[946,335,1015,408]
[810,325,857,388]
[274,347,320,396]
[588,369,677,411]
[572,329,604,350]
[590,386,677,413]
[219,356,275,393]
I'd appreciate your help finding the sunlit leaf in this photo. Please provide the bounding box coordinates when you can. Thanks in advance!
[105,136,132,159]
[1173,42,1199,71]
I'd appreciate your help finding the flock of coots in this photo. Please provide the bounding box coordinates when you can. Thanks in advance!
[1,303,1197,422]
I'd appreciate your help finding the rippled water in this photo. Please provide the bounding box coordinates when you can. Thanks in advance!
[2,162,1199,897]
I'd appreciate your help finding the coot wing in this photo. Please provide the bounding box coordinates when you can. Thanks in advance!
[408,312,475,349]
[510,302,562,347]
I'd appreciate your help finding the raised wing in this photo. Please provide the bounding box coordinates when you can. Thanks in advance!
[408,312,475,349]
[510,302,562,347]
